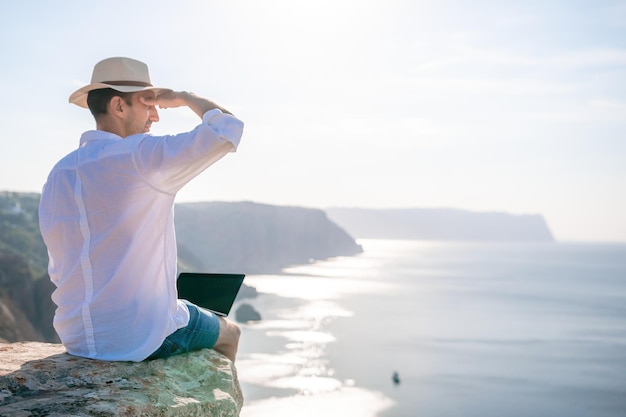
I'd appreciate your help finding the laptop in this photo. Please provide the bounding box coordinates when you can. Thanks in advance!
[177,272,245,317]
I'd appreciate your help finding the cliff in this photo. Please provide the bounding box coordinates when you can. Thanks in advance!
[326,207,555,242]
[0,342,243,416]
[175,201,363,274]
[0,253,57,343]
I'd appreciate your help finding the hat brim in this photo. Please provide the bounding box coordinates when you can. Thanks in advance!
[69,83,172,109]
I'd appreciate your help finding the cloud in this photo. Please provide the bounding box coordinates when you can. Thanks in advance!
[329,116,453,139]
[589,98,626,109]
[407,76,575,95]
[545,48,626,69]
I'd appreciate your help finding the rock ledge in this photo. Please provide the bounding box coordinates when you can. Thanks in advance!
[0,342,243,417]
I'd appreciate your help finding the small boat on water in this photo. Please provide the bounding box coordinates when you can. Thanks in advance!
[392,371,401,385]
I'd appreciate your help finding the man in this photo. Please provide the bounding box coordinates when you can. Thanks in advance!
[38,57,243,362]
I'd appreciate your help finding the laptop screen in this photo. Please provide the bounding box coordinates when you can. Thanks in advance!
[177,272,245,317]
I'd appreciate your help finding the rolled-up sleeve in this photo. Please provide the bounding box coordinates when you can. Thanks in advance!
[202,109,244,149]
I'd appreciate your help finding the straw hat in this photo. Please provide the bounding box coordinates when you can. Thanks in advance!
[69,57,171,108]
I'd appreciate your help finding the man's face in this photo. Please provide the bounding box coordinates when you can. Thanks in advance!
[123,90,159,136]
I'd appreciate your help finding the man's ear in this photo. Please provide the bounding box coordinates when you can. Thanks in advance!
[108,96,126,119]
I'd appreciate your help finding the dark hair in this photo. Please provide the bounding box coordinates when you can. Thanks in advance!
[87,88,133,118]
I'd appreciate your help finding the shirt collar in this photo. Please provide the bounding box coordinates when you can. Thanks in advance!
[79,130,123,147]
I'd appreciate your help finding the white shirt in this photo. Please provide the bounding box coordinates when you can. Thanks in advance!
[39,109,243,361]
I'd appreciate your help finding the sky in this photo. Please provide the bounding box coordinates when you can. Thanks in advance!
[0,0,625,242]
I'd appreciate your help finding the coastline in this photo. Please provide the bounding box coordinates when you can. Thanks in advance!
[235,272,395,417]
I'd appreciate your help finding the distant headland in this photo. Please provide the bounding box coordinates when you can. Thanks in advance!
[326,207,555,242]
[174,201,364,274]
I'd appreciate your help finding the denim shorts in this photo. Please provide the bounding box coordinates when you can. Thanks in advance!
[147,301,221,360]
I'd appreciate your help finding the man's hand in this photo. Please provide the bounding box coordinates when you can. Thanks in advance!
[154,91,188,109]
[139,91,186,109]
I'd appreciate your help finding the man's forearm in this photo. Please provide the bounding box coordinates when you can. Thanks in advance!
[153,91,234,118]
[178,91,234,118]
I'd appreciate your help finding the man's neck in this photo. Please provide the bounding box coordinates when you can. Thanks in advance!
[96,117,126,138]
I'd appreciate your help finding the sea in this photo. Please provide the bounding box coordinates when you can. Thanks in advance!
[235,239,626,417]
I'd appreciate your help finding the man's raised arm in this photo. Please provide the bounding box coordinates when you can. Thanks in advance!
[143,91,234,118]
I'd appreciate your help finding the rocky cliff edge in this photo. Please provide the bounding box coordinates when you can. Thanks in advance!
[0,342,243,417]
